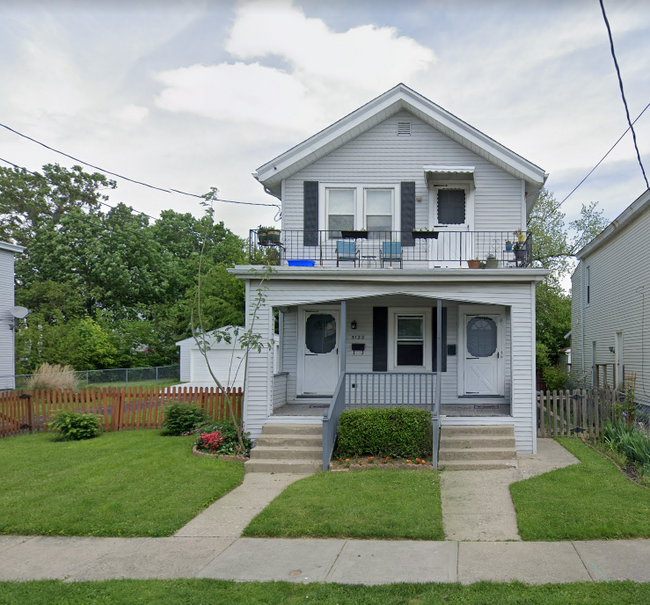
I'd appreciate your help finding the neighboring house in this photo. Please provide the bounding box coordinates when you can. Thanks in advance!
[571,187,650,405]
[176,327,280,389]
[231,84,548,459]
[0,241,24,390]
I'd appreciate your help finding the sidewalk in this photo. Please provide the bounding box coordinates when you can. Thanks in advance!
[2,535,650,584]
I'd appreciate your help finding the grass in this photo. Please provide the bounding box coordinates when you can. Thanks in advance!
[510,438,650,541]
[243,468,443,540]
[0,430,244,537]
[1,580,650,604]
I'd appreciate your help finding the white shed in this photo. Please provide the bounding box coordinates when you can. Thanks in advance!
[176,327,278,389]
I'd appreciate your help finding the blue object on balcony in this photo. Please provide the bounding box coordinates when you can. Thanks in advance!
[287,259,315,267]
[380,242,403,268]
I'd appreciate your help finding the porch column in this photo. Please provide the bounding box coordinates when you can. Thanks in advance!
[433,299,442,469]
[340,300,347,372]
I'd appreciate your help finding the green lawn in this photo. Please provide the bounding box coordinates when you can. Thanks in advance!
[0,431,244,537]
[243,468,444,540]
[1,580,650,604]
[510,438,650,541]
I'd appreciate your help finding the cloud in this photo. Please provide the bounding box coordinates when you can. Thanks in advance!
[113,104,149,125]
[154,0,435,132]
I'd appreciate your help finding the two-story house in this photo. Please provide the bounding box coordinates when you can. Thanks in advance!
[231,84,548,471]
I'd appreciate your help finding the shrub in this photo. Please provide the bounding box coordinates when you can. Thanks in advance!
[161,403,207,436]
[197,430,226,454]
[27,363,79,391]
[542,365,569,391]
[603,419,650,477]
[335,408,432,459]
[194,420,252,455]
[49,411,101,441]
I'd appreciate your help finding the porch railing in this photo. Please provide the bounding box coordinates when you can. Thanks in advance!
[321,372,437,470]
[250,229,533,268]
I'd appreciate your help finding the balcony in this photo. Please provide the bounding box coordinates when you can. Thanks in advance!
[249,229,532,269]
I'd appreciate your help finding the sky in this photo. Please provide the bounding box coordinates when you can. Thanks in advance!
[1,0,649,238]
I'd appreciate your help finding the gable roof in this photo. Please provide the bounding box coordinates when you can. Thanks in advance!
[254,83,548,209]
[577,187,650,259]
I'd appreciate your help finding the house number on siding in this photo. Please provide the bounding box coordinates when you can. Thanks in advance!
[351,334,365,340]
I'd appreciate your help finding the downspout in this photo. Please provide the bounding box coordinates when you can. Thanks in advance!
[580,261,585,374]
[433,299,442,469]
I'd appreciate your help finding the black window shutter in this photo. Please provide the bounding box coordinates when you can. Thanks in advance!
[373,307,388,372]
[432,307,448,372]
[304,181,319,246]
[401,181,416,247]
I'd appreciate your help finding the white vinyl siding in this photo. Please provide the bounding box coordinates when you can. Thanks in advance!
[282,110,524,234]
[571,204,650,402]
[0,249,17,390]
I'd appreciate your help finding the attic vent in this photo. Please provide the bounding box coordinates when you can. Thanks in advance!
[397,121,411,136]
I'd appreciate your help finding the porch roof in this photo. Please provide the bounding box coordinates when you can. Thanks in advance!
[229,266,549,284]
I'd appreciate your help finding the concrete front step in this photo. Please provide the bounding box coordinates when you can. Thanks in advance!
[439,447,517,462]
[441,435,516,449]
[244,459,322,473]
[441,425,514,437]
[249,445,322,461]
[260,424,321,436]
[441,459,519,471]
[256,434,322,448]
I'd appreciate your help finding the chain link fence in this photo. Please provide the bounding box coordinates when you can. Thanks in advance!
[8,365,180,390]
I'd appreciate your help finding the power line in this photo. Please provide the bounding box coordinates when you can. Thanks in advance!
[599,0,649,189]
[0,121,282,214]
[558,99,650,207]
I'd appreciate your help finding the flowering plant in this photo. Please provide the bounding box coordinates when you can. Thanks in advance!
[197,430,225,454]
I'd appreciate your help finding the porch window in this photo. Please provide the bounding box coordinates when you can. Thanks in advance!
[365,189,393,238]
[327,189,355,236]
[396,315,425,367]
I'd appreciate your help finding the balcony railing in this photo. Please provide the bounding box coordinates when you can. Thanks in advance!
[249,229,532,268]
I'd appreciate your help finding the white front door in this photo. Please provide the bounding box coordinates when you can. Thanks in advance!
[461,312,504,396]
[300,310,340,395]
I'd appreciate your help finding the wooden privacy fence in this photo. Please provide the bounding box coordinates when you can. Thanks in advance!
[0,386,243,438]
[537,388,619,439]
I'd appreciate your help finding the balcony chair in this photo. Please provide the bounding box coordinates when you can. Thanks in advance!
[336,240,360,267]
[380,241,402,268]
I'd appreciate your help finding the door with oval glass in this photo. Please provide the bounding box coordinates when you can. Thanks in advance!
[461,312,504,396]
[300,310,340,395]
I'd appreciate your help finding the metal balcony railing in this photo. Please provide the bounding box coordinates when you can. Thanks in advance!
[249,229,533,268]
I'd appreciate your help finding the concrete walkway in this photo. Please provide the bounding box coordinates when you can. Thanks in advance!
[441,439,580,541]
[2,535,650,584]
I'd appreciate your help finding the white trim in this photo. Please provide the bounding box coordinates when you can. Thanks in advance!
[530,282,537,455]
[387,307,433,371]
[457,304,506,397]
[428,181,475,230]
[0,241,24,254]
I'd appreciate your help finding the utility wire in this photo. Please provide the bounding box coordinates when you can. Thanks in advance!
[0,121,282,215]
[599,0,649,189]
[558,99,650,207]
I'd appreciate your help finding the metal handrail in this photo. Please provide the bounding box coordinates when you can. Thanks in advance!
[322,372,347,471]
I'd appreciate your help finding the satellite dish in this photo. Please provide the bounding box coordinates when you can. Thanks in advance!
[9,306,29,319]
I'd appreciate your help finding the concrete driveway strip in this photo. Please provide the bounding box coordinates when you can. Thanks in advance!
[197,538,346,583]
[458,542,592,584]
[573,540,650,582]
[327,540,457,585]
[175,473,305,538]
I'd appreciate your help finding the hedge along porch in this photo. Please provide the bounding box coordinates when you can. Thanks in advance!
[231,266,547,463]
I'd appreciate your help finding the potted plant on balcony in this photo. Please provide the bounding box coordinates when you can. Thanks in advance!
[340,228,368,239]
[257,225,281,246]
[486,253,498,269]
[513,242,527,264]
[505,240,513,251]
[515,230,526,244]
[468,257,480,269]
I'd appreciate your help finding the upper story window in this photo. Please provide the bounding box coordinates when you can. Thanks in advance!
[586,265,590,306]
[324,185,397,237]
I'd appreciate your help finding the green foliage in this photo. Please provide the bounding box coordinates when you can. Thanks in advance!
[335,408,433,459]
[49,411,101,441]
[194,420,252,455]
[603,420,650,477]
[536,280,571,363]
[161,403,207,436]
[541,365,570,391]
